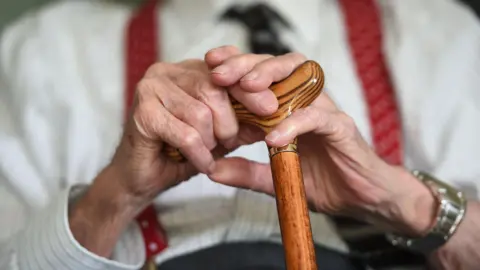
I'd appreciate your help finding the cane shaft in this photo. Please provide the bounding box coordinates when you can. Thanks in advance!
[270,146,317,270]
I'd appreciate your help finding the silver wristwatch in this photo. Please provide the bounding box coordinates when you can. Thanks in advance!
[386,170,467,254]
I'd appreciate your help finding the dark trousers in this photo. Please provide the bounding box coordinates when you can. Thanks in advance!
[158,241,367,270]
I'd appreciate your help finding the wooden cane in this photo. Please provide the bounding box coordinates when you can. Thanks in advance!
[164,60,324,270]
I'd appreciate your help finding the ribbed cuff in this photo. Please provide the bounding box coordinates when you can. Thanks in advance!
[16,186,145,270]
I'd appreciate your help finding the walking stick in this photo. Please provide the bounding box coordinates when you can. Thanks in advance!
[164,60,324,270]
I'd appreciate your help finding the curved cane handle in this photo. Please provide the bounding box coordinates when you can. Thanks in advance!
[163,60,324,160]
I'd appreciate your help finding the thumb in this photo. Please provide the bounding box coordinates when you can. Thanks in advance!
[208,157,274,195]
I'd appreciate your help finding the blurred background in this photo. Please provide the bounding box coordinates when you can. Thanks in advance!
[0,0,146,30]
[1,0,479,32]
[0,0,48,30]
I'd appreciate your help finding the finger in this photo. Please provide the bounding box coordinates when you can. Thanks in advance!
[265,105,338,147]
[210,54,274,88]
[239,52,307,92]
[194,80,239,143]
[150,78,217,150]
[228,85,278,116]
[204,45,242,68]
[133,99,215,174]
[208,157,274,195]
[225,124,265,149]
[173,70,239,143]
[209,124,265,161]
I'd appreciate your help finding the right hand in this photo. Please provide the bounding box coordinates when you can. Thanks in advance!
[109,46,278,206]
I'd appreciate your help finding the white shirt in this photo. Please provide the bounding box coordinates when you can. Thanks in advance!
[0,0,479,269]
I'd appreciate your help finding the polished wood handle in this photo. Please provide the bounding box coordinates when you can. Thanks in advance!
[163,60,324,269]
[232,60,324,132]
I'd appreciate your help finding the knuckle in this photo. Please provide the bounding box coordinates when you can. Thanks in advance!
[181,130,202,149]
[136,78,155,94]
[198,86,227,104]
[338,113,357,136]
[228,54,249,67]
[229,53,267,68]
[133,101,159,138]
[137,77,168,102]
[167,69,201,91]
[145,62,168,77]
[303,106,322,125]
[340,113,355,128]
[190,103,212,124]
[134,101,155,120]
[184,70,207,92]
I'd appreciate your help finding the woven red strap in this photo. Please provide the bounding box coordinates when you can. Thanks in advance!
[125,0,168,259]
[339,0,404,165]
[125,0,159,113]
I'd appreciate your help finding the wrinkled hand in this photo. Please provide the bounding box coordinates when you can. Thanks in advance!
[207,46,436,236]
[71,46,435,258]
[70,46,288,257]
[108,46,311,207]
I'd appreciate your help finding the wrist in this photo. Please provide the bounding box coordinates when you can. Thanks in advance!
[371,164,438,237]
[69,165,145,257]
[75,164,144,220]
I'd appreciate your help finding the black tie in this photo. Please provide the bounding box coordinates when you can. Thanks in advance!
[221,4,291,55]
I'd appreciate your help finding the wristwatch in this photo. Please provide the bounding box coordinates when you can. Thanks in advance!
[386,170,467,254]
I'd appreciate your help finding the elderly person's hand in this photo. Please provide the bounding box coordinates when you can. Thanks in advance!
[68,46,309,257]
[205,46,437,238]
[109,47,312,203]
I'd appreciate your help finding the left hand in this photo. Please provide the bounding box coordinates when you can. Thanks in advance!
[206,46,437,236]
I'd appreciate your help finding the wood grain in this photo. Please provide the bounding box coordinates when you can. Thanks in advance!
[271,151,317,270]
[232,60,324,133]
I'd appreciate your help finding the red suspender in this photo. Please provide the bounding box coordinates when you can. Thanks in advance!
[125,0,168,259]
[339,0,404,165]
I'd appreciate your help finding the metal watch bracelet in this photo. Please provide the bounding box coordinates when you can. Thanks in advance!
[386,170,467,254]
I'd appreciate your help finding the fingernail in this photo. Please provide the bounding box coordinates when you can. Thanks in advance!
[241,72,258,81]
[265,131,280,142]
[211,66,228,75]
